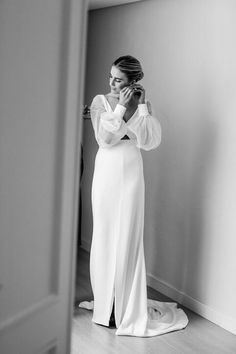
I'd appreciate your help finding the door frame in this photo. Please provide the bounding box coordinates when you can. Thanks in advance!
[62,0,88,350]
[0,0,88,352]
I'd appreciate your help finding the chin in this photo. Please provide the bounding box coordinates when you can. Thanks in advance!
[111,90,119,95]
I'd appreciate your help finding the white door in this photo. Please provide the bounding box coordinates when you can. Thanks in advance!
[0,0,87,353]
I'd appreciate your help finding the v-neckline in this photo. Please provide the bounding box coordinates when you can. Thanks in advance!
[103,94,117,111]
[103,94,138,121]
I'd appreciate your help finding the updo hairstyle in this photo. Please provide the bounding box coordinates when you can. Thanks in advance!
[112,55,144,83]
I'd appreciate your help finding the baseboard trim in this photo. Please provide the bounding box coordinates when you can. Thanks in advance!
[147,272,236,335]
[79,239,236,335]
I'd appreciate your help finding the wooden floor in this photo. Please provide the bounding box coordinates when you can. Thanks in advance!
[71,247,236,354]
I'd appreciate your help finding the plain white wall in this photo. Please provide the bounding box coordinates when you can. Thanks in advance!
[81,0,236,333]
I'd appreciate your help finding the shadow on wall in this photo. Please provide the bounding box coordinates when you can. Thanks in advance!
[184,112,218,300]
[143,92,217,300]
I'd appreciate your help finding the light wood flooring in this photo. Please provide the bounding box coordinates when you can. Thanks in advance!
[71,247,236,354]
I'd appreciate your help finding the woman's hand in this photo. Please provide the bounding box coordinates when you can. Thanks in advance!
[130,84,145,104]
[119,84,146,107]
[118,86,134,107]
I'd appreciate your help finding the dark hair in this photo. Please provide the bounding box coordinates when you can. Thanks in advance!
[112,55,144,83]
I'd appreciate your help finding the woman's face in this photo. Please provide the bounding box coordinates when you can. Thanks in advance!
[109,66,130,94]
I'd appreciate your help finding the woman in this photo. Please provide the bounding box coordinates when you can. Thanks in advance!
[79,55,188,337]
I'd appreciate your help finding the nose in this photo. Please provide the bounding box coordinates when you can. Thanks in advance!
[110,78,115,87]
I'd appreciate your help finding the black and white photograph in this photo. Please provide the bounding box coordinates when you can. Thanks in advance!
[0,1,236,353]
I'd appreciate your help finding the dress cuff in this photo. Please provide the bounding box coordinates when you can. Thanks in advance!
[114,104,127,120]
[138,104,149,117]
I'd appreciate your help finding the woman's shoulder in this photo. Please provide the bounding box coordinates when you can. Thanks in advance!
[91,94,104,102]
[90,94,105,107]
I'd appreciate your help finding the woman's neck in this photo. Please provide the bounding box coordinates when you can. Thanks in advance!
[106,92,119,98]
[106,92,139,107]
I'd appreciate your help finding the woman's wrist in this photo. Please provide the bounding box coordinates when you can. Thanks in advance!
[138,103,149,116]
[118,100,128,108]
[114,103,127,118]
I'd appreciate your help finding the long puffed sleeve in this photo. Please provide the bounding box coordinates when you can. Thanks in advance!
[126,101,161,151]
[90,95,128,147]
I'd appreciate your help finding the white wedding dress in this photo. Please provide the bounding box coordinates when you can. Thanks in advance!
[79,94,188,337]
